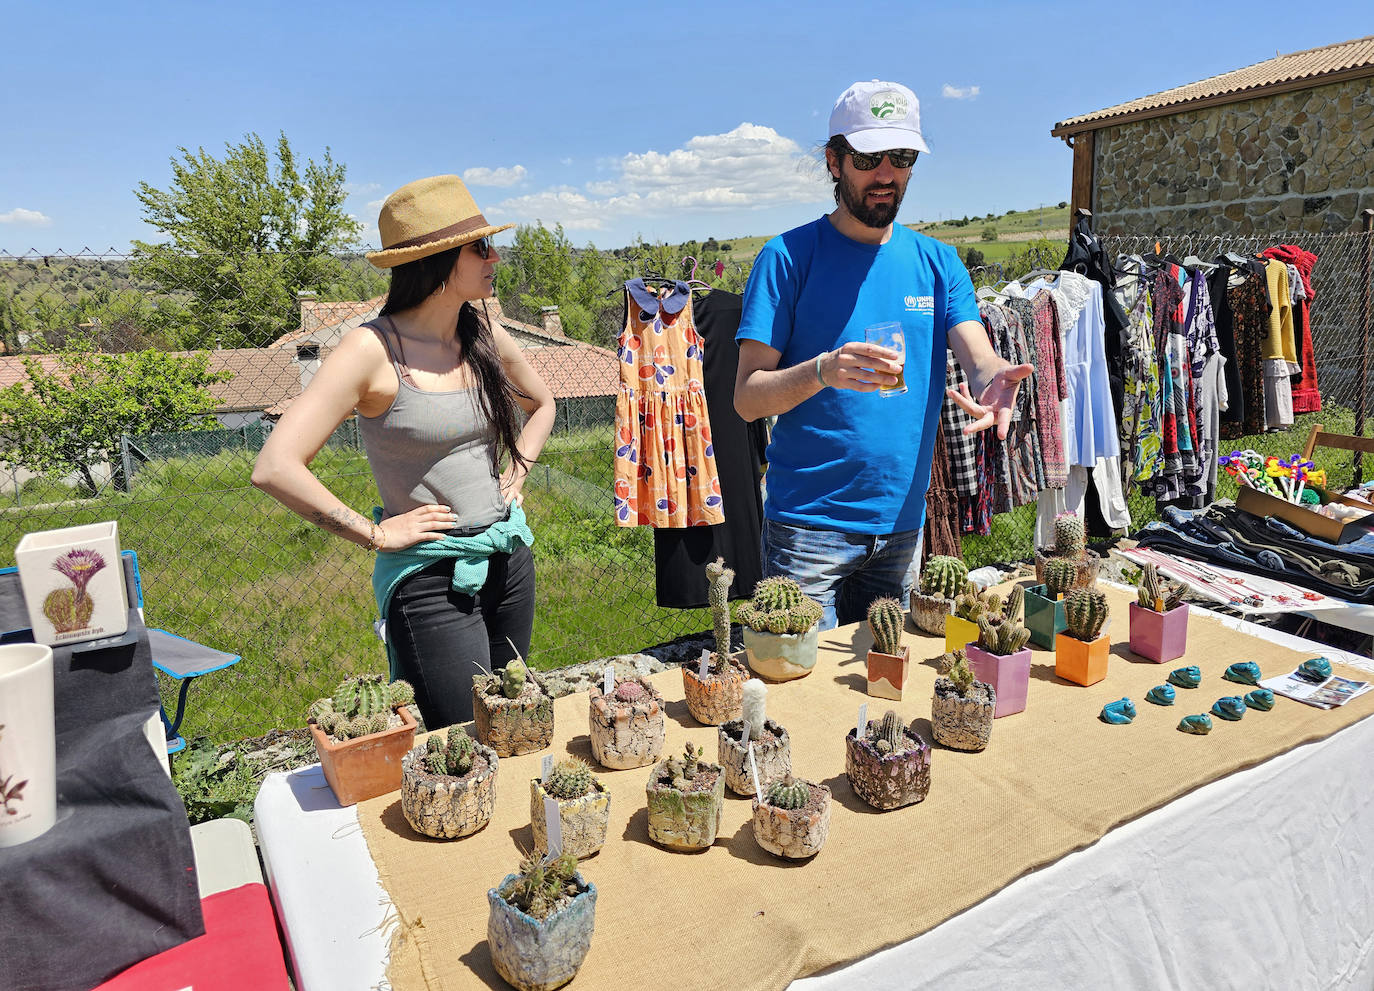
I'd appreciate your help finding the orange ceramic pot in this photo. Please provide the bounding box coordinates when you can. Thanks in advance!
[1054,633,1109,686]
[865,646,911,701]
[681,654,747,725]
[310,705,418,807]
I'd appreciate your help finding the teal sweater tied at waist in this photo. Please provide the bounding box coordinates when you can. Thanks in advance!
[371,503,534,681]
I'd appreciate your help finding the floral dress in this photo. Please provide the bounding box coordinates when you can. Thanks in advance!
[613,279,725,528]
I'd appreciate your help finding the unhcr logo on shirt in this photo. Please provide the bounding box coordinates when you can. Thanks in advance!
[904,295,934,313]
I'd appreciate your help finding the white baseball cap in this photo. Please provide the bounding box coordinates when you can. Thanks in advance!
[828,80,930,155]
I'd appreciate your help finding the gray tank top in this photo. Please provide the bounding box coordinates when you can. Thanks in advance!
[356,319,507,528]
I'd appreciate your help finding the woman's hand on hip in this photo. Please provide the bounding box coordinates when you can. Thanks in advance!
[378,504,458,550]
[500,465,527,508]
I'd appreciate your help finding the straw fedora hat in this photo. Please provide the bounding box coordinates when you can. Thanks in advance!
[365,175,514,269]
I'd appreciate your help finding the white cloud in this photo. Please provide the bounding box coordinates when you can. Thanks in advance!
[0,208,52,226]
[491,123,827,232]
[462,165,528,187]
[559,157,574,166]
[941,84,981,100]
[366,198,387,213]
[345,181,381,196]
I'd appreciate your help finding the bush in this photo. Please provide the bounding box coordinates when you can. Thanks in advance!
[980,226,999,242]
[1057,201,1068,208]
[964,247,985,267]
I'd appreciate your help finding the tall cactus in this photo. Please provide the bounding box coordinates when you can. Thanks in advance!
[311,674,415,741]
[736,576,822,635]
[1054,513,1086,559]
[705,557,736,663]
[869,709,907,754]
[977,614,1030,656]
[1136,563,1186,613]
[1043,557,1078,599]
[1065,587,1110,641]
[741,678,767,740]
[918,556,968,600]
[867,597,905,655]
[423,726,475,777]
[1003,584,1025,623]
[501,658,528,699]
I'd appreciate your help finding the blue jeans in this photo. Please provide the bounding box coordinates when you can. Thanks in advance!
[761,518,923,630]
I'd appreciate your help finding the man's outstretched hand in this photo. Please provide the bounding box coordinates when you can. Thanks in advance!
[946,364,1034,440]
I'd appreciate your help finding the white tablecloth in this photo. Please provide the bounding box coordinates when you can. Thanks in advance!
[255,616,1374,991]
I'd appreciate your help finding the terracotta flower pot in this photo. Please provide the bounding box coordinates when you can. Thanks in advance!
[529,778,611,860]
[587,678,665,770]
[1033,548,1101,590]
[965,644,1031,717]
[743,625,820,681]
[843,725,932,811]
[645,760,726,851]
[751,779,831,860]
[944,614,979,655]
[399,739,499,839]
[487,872,596,991]
[866,646,911,700]
[908,591,953,635]
[717,719,791,796]
[930,677,996,751]
[1023,584,1067,651]
[1055,632,1110,686]
[1129,602,1189,664]
[309,705,418,807]
[681,654,747,725]
[472,676,554,757]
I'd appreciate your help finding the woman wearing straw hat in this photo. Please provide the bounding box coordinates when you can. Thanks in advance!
[253,175,555,728]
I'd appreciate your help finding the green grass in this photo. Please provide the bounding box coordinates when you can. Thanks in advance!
[913,204,1069,240]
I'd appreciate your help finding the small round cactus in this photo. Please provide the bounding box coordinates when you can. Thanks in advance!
[1054,513,1086,559]
[1043,557,1079,599]
[420,725,474,777]
[919,556,968,600]
[613,680,647,703]
[544,758,597,800]
[765,775,811,810]
[867,597,905,656]
[314,674,414,740]
[977,615,1030,656]
[1065,586,1109,641]
[501,659,528,699]
[869,709,907,754]
[736,576,822,635]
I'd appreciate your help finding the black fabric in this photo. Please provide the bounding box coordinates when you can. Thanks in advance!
[653,289,766,607]
[0,606,204,991]
[1208,266,1244,428]
[1060,215,1129,425]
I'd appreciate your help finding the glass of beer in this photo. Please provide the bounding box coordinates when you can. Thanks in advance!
[864,322,907,397]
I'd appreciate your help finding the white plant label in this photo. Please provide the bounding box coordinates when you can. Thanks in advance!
[541,755,553,783]
[857,703,868,739]
[698,649,711,679]
[603,666,614,697]
[543,796,563,859]
[747,742,763,803]
[740,720,751,746]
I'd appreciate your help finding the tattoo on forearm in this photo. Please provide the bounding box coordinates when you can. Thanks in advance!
[310,507,364,537]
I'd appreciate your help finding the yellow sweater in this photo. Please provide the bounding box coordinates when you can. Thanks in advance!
[1262,259,1297,364]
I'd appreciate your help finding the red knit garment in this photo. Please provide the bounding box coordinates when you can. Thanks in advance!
[1260,244,1321,414]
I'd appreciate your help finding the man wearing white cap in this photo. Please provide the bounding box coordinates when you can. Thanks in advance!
[734,80,1031,629]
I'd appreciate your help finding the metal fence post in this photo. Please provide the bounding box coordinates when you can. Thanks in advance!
[119,434,134,493]
[1357,209,1374,486]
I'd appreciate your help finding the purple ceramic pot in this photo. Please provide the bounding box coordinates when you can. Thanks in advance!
[1128,602,1188,664]
[965,644,1031,717]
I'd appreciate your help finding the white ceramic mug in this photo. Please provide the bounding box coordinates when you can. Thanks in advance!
[0,643,57,847]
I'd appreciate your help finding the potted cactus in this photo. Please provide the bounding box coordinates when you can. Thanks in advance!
[964,587,1031,717]
[682,557,748,724]
[865,596,910,700]
[930,649,996,751]
[1033,512,1101,590]
[307,674,419,806]
[1024,555,1075,650]
[909,555,968,635]
[719,677,791,796]
[1056,586,1111,686]
[645,742,726,852]
[400,726,498,839]
[751,774,832,860]
[588,676,666,770]
[946,581,1005,654]
[844,709,932,810]
[1129,563,1189,664]
[473,657,554,757]
[530,757,610,860]
[738,576,823,681]
[487,848,596,991]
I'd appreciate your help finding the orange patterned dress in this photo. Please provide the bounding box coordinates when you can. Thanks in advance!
[614,279,725,528]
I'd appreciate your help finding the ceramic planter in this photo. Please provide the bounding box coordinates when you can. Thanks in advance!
[930,678,996,751]
[587,678,665,770]
[909,591,953,636]
[1023,584,1067,651]
[1033,548,1101,590]
[310,705,418,807]
[1055,632,1110,686]
[488,872,596,991]
[866,646,911,701]
[965,644,1031,717]
[15,521,128,646]
[645,760,726,851]
[743,625,819,681]
[751,779,831,859]
[844,725,932,810]
[400,739,498,839]
[1129,602,1189,664]
[530,778,611,860]
[0,643,56,848]
[472,676,554,757]
[717,718,791,796]
[681,654,747,725]
[944,614,979,654]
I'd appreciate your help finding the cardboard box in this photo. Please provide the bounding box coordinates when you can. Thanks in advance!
[15,522,128,646]
[1236,485,1374,545]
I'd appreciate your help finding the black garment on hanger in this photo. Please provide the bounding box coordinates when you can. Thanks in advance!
[653,289,766,608]
[1060,215,1129,426]
[1207,265,1244,429]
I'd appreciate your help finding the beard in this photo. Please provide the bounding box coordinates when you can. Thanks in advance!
[837,169,908,228]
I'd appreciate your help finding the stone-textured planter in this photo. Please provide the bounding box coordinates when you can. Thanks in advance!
[681,653,747,725]
[645,761,726,851]
[718,718,791,796]
[751,779,831,859]
[930,678,996,751]
[529,778,610,860]
[1034,548,1101,590]
[487,873,596,991]
[1056,632,1110,686]
[909,591,953,636]
[472,675,554,757]
[1129,602,1189,664]
[844,725,932,811]
[944,614,979,655]
[399,739,498,839]
[310,705,418,807]
[587,678,666,770]
[965,644,1031,717]
[866,646,911,701]
[743,625,820,681]
[1023,584,1067,651]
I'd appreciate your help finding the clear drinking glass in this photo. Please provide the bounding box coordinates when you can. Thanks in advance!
[864,322,907,397]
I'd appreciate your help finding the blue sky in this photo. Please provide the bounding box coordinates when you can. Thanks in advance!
[2,1,1370,254]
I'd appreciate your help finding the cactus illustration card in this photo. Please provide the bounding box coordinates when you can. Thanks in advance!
[15,522,128,647]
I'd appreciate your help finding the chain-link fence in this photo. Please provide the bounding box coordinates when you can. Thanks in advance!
[2,227,1371,745]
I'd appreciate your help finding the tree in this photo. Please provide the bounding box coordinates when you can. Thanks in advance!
[0,334,231,494]
[1057,201,1068,209]
[964,247,985,268]
[131,132,363,349]
[981,226,999,242]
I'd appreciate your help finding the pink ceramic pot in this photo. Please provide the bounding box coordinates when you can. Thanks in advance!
[1128,602,1188,664]
[964,644,1031,717]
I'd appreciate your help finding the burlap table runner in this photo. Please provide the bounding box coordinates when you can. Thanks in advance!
[359,585,1372,990]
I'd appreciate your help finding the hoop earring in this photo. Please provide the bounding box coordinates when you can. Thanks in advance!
[434,280,446,296]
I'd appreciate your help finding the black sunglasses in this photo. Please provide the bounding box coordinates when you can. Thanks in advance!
[843,145,919,171]
[467,236,492,260]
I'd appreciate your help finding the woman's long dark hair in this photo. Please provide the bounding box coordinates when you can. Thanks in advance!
[379,244,530,475]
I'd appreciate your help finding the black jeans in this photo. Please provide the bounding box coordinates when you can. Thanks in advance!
[386,543,535,729]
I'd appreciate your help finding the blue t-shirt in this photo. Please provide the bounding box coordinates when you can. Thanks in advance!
[736,217,981,534]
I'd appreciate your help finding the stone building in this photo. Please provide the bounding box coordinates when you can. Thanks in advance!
[1051,35,1374,236]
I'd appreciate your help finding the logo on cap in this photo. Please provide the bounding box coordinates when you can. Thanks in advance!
[869,91,909,120]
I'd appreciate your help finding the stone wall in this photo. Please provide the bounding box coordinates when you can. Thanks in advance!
[1092,77,1374,236]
